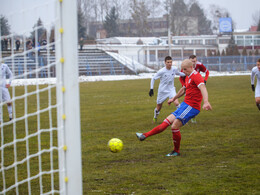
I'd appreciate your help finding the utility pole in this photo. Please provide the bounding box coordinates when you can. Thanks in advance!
[167,8,171,56]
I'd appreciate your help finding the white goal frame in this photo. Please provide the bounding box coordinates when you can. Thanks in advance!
[0,0,83,194]
[55,0,83,194]
[56,0,83,194]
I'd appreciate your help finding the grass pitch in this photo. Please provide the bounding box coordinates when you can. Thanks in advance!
[1,75,260,194]
[81,75,260,194]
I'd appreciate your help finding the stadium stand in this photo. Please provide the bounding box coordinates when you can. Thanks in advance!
[78,49,135,76]
[2,49,136,78]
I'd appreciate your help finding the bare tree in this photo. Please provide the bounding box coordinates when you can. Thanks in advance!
[252,10,260,26]
[209,4,230,34]
[130,0,150,36]
[98,0,111,22]
[0,15,11,36]
[149,0,164,18]
[148,0,164,35]
[103,6,120,37]
[78,0,94,36]
[169,0,189,36]
[111,0,131,20]
[189,1,212,35]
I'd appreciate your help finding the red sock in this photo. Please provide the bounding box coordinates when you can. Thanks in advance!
[172,129,181,153]
[144,119,171,137]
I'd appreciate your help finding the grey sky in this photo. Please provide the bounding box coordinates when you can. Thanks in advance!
[198,0,260,29]
[0,0,55,34]
[0,0,259,34]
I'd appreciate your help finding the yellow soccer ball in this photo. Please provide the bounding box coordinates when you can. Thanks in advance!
[108,138,123,153]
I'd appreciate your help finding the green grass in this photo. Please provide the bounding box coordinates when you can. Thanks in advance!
[1,75,260,194]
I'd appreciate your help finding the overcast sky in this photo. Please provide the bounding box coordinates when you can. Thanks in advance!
[198,0,260,29]
[0,0,55,34]
[0,0,259,34]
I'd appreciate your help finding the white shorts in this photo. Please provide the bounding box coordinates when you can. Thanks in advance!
[2,88,11,103]
[255,84,260,98]
[157,90,176,104]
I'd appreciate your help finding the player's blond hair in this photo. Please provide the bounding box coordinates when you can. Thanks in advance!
[181,59,193,69]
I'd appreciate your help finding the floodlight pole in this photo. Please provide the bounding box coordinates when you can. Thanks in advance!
[168,10,171,56]
[168,28,171,56]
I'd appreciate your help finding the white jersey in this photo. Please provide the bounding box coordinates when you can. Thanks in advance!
[1,63,13,87]
[150,66,185,94]
[251,66,260,97]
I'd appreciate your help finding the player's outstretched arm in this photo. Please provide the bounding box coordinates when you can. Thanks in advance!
[168,86,186,105]
[149,71,161,96]
[176,70,186,77]
[6,65,13,85]
[204,69,209,81]
[251,69,256,86]
[198,84,212,111]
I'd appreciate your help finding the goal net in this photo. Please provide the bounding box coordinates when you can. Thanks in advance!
[0,0,82,194]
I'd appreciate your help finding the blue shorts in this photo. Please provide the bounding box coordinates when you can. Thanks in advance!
[172,102,200,125]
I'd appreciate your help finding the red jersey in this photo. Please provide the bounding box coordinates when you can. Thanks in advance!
[195,61,209,81]
[179,61,209,86]
[184,70,205,111]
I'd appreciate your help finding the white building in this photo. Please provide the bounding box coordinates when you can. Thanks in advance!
[233,31,260,51]
[91,32,260,67]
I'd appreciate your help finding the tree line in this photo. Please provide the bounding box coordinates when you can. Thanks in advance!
[1,0,260,51]
[77,0,248,38]
[1,0,260,39]
[78,0,230,38]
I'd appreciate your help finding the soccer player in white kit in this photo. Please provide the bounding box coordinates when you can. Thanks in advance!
[1,63,13,120]
[251,58,260,111]
[149,56,185,122]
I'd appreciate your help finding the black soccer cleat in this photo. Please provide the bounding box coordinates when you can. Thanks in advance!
[136,133,146,141]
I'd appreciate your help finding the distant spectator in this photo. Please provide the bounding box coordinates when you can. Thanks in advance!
[26,39,33,59]
[1,39,4,51]
[36,41,41,56]
[42,39,47,45]
[26,39,32,50]
[15,38,21,51]
[32,38,36,48]
[41,39,47,46]
[4,38,8,51]
[79,37,84,50]
[51,39,55,51]
[41,39,47,50]
[8,38,12,50]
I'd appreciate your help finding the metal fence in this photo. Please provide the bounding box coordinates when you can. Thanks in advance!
[4,55,260,79]
[197,56,260,72]
[148,55,260,71]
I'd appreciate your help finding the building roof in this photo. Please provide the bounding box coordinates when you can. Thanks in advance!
[234,29,249,33]
[249,26,257,32]
[96,37,162,45]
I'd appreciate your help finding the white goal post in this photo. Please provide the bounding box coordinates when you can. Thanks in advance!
[56,0,83,194]
[0,0,83,194]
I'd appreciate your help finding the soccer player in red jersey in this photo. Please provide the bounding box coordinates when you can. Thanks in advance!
[191,55,209,83]
[179,54,209,86]
[136,59,212,157]
[179,55,209,123]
